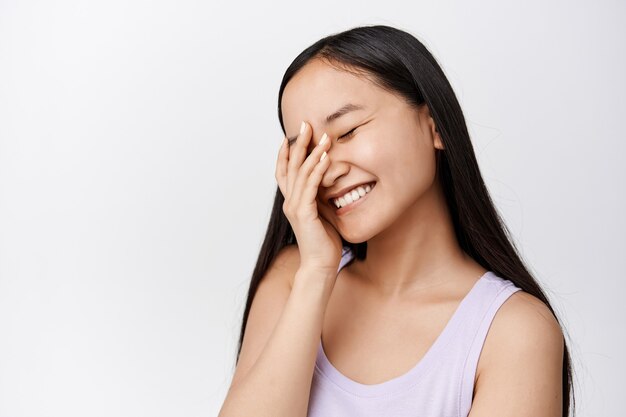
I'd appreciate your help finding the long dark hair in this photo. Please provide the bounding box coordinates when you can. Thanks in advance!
[233,24,574,416]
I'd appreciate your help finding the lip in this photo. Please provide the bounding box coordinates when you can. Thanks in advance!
[331,182,376,216]
[326,181,377,202]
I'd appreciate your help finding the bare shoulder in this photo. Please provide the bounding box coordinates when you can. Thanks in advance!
[493,290,563,347]
[479,290,564,369]
[470,290,564,416]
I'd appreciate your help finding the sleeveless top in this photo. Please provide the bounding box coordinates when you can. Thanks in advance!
[307,246,522,417]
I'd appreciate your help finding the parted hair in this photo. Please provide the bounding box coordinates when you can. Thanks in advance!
[234,25,574,417]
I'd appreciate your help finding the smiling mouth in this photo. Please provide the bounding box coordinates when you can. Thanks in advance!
[328,181,377,210]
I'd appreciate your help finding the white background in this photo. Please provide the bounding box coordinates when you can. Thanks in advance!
[0,1,624,416]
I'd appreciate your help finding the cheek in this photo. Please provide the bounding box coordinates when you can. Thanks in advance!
[354,138,380,163]
[404,146,437,197]
[380,133,438,196]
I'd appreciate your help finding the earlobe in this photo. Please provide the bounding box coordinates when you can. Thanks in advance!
[420,105,445,150]
[434,132,444,150]
[431,119,445,150]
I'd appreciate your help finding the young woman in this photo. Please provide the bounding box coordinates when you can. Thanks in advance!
[219,25,574,417]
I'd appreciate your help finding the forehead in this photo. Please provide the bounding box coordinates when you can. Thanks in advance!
[281,59,381,127]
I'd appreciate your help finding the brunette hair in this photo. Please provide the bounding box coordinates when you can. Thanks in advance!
[234,24,574,416]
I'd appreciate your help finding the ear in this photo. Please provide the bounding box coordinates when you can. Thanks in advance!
[421,105,445,150]
[431,118,444,150]
[424,109,444,149]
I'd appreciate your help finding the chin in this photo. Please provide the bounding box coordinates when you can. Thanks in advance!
[335,222,378,244]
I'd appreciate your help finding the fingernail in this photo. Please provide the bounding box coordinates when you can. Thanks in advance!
[319,133,328,146]
[300,121,306,134]
[320,151,327,161]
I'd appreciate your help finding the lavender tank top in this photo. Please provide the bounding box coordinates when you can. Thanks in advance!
[307,246,521,417]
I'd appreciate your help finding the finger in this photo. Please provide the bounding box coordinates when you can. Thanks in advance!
[275,136,289,198]
[286,121,312,196]
[290,132,330,208]
[301,143,331,209]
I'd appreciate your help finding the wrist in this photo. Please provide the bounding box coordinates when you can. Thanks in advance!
[293,267,337,293]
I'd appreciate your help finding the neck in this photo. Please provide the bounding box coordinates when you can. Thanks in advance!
[351,179,475,300]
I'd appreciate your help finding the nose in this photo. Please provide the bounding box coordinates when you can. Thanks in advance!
[319,144,350,191]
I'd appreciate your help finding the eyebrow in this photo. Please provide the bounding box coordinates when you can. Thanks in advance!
[286,103,366,145]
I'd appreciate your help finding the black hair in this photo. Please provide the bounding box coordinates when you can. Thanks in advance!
[233,24,574,416]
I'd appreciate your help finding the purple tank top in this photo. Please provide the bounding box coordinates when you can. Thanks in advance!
[307,246,521,417]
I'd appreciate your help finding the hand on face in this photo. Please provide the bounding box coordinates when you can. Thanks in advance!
[275,121,343,277]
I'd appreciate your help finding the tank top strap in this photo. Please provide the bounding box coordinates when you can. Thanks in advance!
[337,246,355,272]
[454,273,522,415]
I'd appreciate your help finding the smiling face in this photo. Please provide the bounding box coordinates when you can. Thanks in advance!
[280,58,445,244]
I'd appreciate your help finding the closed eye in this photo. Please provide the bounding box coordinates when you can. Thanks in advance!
[338,127,357,140]
[304,126,359,156]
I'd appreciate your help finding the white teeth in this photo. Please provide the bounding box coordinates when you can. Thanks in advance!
[332,183,374,208]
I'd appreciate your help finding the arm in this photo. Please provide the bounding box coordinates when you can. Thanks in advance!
[468,291,564,417]
[218,246,336,417]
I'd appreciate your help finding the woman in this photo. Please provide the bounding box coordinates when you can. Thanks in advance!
[219,25,574,417]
